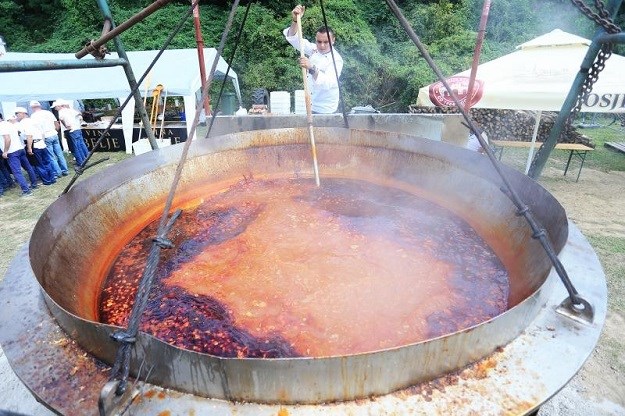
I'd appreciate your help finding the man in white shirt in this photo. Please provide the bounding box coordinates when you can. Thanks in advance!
[54,99,89,166]
[466,124,489,154]
[284,4,343,114]
[30,100,69,177]
[15,107,57,185]
[0,114,16,196]
[1,115,38,196]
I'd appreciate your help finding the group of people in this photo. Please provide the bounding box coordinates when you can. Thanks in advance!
[1,99,89,197]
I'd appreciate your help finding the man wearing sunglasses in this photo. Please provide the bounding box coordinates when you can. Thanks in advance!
[284,4,343,114]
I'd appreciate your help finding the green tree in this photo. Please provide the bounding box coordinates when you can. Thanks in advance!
[0,0,64,50]
[3,0,625,112]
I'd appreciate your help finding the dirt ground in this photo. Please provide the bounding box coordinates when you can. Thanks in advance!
[537,165,625,416]
[0,154,624,415]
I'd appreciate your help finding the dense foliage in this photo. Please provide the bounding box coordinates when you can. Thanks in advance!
[2,0,624,112]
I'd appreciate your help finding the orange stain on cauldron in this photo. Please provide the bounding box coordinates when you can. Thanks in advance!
[99,178,509,358]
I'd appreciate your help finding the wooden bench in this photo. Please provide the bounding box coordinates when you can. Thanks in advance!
[605,141,625,154]
[491,140,594,182]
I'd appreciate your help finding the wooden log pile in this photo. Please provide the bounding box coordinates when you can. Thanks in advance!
[408,105,595,148]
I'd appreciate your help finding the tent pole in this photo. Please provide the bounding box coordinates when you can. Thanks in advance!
[464,0,491,113]
[95,0,159,150]
[192,0,211,117]
[525,111,542,175]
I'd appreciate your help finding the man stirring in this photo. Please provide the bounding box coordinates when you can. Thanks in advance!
[283,4,343,114]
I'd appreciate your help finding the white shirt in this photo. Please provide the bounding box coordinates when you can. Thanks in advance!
[466,132,489,152]
[19,117,47,149]
[284,28,343,114]
[30,109,59,138]
[58,107,83,132]
[0,120,25,153]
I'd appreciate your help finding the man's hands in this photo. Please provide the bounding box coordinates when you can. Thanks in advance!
[290,3,316,79]
[299,57,318,79]
[299,57,312,71]
[291,4,305,22]
[287,4,305,36]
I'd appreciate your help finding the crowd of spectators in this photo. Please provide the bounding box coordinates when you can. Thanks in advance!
[1,99,88,197]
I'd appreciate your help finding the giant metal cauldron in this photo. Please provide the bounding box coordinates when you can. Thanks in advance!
[0,123,606,415]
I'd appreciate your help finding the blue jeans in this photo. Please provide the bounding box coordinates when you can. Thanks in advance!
[45,134,69,175]
[68,129,89,166]
[6,149,38,193]
[31,147,57,185]
[0,158,14,192]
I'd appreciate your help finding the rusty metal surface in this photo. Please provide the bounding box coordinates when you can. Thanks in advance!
[0,247,108,416]
[21,128,576,404]
[0,221,606,415]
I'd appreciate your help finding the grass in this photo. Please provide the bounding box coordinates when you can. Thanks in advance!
[577,117,625,172]
[496,120,625,379]
[587,234,625,314]
[496,119,625,312]
[495,117,625,174]
[0,151,133,279]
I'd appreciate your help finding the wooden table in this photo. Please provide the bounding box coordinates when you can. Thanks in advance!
[491,140,594,182]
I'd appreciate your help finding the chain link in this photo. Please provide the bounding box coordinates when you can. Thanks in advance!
[567,43,613,129]
[570,0,621,33]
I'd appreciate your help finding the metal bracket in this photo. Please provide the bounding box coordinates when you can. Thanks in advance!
[556,295,594,325]
[99,380,138,416]
[84,39,110,60]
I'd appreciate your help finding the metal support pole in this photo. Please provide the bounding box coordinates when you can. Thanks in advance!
[192,0,212,117]
[94,0,159,150]
[596,32,625,43]
[385,0,594,323]
[464,0,491,113]
[0,58,127,73]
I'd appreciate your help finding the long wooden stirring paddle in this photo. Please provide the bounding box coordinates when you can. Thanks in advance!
[296,14,321,187]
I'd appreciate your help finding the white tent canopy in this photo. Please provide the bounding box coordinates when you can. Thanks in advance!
[0,48,242,151]
[417,29,625,113]
[416,29,625,173]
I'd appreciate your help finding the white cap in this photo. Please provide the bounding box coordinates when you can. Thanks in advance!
[14,106,28,114]
[51,99,66,108]
[29,100,41,107]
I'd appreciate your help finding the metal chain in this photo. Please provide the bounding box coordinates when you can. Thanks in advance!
[566,42,613,130]
[566,0,623,125]
[570,0,621,33]
[594,0,611,19]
